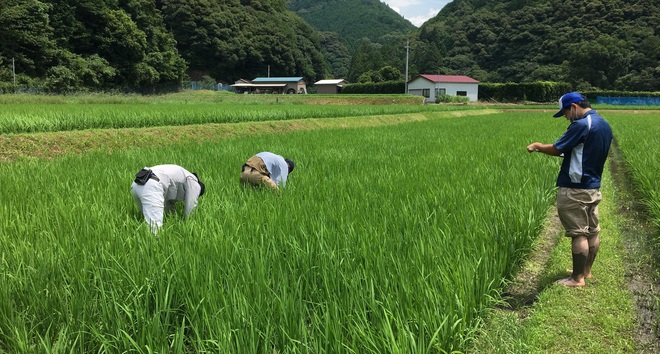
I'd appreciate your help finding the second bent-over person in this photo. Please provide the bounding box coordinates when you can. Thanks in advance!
[240,151,295,190]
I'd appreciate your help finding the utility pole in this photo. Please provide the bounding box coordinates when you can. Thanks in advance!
[12,58,16,85]
[405,40,409,94]
[267,65,270,78]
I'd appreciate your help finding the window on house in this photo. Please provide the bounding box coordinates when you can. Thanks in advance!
[457,91,467,96]
[435,88,446,97]
[422,89,430,98]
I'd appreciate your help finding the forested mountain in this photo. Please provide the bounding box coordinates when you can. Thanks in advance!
[0,0,327,92]
[1,0,187,92]
[413,0,660,91]
[2,0,658,92]
[286,0,415,51]
[159,0,326,84]
[286,0,416,80]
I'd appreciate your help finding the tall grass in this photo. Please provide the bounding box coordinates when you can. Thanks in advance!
[0,103,480,134]
[608,113,660,228]
[0,112,562,352]
[0,92,424,106]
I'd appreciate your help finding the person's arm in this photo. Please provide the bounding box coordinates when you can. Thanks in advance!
[527,142,562,156]
[183,177,201,217]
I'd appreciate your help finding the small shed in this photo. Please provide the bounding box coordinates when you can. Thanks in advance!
[314,79,348,94]
[230,77,307,94]
[407,75,479,102]
[230,79,255,94]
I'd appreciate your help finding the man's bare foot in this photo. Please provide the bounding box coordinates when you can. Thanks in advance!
[556,277,586,287]
[566,269,592,278]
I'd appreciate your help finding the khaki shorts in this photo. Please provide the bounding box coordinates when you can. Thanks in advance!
[240,156,278,189]
[556,187,602,238]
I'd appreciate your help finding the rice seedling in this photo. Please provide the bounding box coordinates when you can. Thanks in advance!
[0,98,479,134]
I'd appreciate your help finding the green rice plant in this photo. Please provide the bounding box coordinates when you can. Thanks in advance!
[0,103,482,134]
[608,112,660,228]
[0,92,425,106]
[0,112,563,352]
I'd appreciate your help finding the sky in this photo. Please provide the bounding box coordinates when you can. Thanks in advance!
[381,0,453,27]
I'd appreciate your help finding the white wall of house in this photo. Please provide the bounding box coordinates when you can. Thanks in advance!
[407,78,479,102]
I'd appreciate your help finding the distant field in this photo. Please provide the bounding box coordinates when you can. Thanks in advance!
[0,91,426,105]
[0,92,485,134]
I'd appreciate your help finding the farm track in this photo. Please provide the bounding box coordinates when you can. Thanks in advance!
[0,109,498,162]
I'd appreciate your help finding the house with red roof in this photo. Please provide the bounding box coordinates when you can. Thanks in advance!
[407,74,479,102]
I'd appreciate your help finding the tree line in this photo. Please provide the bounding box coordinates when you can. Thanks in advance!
[411,0,659,91]
[291,0,658,91]
[0,0,327,93]
[1,0,657,93]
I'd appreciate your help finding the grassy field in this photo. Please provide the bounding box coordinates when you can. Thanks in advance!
[0,91,426,105]
[0,102,483,134]
[0,93,659,353]
[608,113,660,231]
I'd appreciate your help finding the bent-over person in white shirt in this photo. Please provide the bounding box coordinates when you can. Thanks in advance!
[131,164,205,234]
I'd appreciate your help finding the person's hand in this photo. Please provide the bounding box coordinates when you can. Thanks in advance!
[527,143,540,153]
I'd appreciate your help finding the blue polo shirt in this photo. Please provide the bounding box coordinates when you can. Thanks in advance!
[553,110,613,189]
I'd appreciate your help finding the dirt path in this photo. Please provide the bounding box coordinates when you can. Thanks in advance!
[498,206,563,311]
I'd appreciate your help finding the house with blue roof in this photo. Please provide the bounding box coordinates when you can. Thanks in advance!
[231,77,307,94]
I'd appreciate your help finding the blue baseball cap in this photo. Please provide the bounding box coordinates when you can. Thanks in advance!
[553,92,585,118]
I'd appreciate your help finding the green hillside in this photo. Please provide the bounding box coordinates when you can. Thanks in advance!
[414,0,659,90]
[0,0,327,92]
[2,0,658,92]
[286,0,416,79]
[287,0,415,51]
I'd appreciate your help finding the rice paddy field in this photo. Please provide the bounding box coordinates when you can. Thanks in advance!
[607,112,660,244]
[0,93,659,353]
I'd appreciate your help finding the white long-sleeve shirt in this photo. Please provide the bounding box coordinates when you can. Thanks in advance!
[256,152,289,188]
[149,164,201,216]
[131,164,202,233]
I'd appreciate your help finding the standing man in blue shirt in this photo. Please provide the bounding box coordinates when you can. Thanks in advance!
[240,151,295,190]
[527,92,613,287]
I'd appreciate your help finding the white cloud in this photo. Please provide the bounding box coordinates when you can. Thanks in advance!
[381,1,448,27]
[383,0,422,9]
[409,8,441,27]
